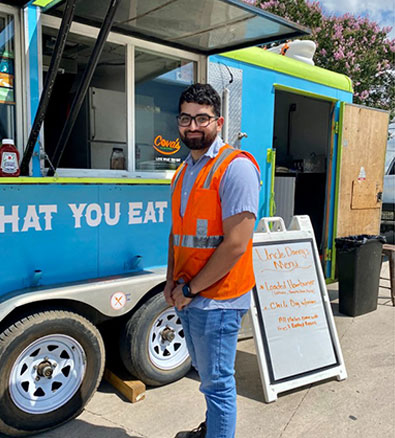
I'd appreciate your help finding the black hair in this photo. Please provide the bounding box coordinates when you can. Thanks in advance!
[178,83,221,117]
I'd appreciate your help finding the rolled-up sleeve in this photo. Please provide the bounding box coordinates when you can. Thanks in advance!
[219,157,261,220]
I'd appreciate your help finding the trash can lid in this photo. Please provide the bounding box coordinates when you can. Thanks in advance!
[335,234,386,250]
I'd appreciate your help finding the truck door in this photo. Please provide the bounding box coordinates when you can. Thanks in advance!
[335,103,389,239]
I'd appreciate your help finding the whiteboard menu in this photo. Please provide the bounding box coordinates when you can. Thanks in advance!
[251,216,347,402]
[253,239,337,380]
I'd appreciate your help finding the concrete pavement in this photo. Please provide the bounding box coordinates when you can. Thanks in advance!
[34,261,395,438]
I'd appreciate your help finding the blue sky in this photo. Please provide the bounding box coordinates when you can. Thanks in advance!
[317,0,395,39]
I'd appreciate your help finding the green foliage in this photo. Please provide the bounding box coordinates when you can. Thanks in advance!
[249,0,394,120]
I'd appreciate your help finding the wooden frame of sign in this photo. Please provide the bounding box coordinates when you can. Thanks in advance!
[251,216,347,403]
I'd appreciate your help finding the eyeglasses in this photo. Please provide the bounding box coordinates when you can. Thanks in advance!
[176,113,218,127]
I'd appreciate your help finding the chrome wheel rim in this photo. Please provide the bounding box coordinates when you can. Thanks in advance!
[9,334,86,414]
[148,308,189,370]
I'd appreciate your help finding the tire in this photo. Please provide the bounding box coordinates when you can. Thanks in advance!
[120,293,191,386]
[0,310,105,437]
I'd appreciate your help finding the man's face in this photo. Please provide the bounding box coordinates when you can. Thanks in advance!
[178,102,224,151]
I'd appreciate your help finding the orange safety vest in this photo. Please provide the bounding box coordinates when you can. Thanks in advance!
[171,144,260,300]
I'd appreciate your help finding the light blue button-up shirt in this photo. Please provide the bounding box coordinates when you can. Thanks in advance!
[178,136,261,310]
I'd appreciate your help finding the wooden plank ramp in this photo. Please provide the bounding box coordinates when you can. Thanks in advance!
[104,368,146,403]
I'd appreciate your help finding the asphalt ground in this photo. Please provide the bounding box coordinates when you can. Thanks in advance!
[32,261,395,438]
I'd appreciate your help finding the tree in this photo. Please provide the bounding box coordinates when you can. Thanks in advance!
[246,0,395,120]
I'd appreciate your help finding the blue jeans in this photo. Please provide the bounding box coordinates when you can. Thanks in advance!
[176,307,247,438]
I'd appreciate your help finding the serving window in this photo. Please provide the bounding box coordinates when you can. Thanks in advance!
[40,18,199,177]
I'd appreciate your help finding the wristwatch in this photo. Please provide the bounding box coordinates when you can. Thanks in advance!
[182,283,196,299]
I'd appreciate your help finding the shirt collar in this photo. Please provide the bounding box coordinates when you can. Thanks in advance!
[184,136,225,166]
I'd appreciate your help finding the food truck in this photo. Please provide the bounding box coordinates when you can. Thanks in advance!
[0,0,388,436]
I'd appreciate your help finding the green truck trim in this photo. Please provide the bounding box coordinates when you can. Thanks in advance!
[267,148,276,217]
[31,0,62,9]
[331,102,345,280]
[222,47,353,93]
[0,177,171,185]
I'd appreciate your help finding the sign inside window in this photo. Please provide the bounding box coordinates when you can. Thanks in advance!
[153,135,181,155]
[135,50,195,171]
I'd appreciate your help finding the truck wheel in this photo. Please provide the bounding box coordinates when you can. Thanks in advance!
[120,293,191,386]
[0,310,105,437]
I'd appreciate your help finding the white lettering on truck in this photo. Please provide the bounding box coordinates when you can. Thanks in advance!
[0,204,58,232]
[128,201,168,225]
[39,205,58,230]
[155,201,167,223]
[0,205,19,232]
[128,202,143,224]
[85,203,102,227]
[105,202,120,226]
[22,205,42,232]
[0,201,168,232]
[68,203,87,229]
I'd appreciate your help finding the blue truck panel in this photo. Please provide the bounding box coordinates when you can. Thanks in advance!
[1,183,171,295]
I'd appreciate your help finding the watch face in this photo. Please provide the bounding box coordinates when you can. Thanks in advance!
[182,283,193,298]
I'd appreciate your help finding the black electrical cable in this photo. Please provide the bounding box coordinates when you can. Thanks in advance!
[20,0,77,176]
[47,0,122,176]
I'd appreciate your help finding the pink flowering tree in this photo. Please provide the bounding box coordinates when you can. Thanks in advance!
[246,0,395,120]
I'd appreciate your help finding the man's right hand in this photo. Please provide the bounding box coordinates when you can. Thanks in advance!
[164,280,176,306]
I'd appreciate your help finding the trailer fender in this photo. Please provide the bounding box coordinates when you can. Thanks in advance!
[0,268,167,323]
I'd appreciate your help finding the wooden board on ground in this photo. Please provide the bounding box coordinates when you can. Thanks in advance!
[104,369,146,403]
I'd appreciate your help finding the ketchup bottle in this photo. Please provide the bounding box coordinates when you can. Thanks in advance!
[0,138,20,177]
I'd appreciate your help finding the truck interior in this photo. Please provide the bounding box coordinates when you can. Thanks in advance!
[42,27,126,170]
[41,25,194,171]
[272,89,334,254]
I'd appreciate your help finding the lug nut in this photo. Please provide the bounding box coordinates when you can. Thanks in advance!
[161,327,176,342]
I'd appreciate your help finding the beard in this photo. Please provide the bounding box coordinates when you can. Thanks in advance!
[180,129,217,150]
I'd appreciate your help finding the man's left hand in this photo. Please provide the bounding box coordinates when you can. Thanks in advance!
[172,284,193,310]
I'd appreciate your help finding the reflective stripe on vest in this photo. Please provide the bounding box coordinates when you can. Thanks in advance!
[174,219,223,249]
[171,162,186,196]
[202,147,237,189]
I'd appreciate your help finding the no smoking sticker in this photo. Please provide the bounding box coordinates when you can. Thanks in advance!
[110,291,127,310]
[357,166,366,181]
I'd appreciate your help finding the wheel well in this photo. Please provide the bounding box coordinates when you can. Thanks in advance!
[129,281,166,315]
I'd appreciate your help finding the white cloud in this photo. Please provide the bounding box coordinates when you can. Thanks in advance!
[318,0,395,38]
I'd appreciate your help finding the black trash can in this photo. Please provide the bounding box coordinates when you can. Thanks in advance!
[335,235,386,316]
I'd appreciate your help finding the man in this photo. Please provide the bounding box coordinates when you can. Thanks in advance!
[164,83,260,438]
